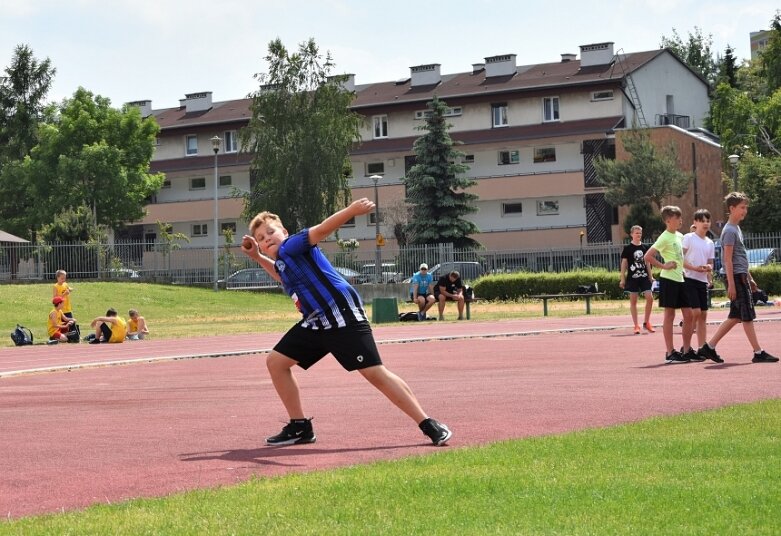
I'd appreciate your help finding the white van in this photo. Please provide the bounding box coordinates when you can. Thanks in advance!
[358,263,403,284]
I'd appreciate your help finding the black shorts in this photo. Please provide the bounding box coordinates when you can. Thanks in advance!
[728,274,756,322]
[683,278,709,311]
[625,277,652,294]
[658,277,690,309]
[273,320,383,371]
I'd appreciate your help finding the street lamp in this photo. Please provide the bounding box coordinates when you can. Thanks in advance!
[579,230,585,268]
[727,153,740,191]
[370,174,382,284]
[211,135,221,291]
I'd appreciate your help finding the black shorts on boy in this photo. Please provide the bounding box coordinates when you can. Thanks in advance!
[728,274,756,322]
[683,277,709,311]
[658,277,690,309]
[273,320,383,371]
[624,277,652,294]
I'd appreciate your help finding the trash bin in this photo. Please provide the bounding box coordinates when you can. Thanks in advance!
[372,297,398,324]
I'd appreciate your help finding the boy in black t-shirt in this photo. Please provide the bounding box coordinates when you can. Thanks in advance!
[619,225,655,334]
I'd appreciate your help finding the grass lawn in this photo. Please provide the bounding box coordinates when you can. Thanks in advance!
[0,282,642,348]
[1,400,779,534]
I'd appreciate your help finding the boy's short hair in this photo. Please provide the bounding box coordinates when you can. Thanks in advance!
[660,205,682,221]
[724,192,749,209]
[449,271,461,279]
[693,209,711,221]
[630,225,642,233]
[249,211,284,235]
[128,309,138,317]
[106,308,117,317]
[55,269,66,278]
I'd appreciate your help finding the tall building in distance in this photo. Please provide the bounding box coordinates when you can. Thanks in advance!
[750,29,771,60]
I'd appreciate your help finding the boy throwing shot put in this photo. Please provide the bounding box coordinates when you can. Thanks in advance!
[241,198,453,446]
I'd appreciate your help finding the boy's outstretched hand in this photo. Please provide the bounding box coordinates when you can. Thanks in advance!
[350,198,375,216]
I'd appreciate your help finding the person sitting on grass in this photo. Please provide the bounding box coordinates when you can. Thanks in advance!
[126,309,149,340]
[240,197,452,447]
[88,308,127,344]
[48,296,75,343]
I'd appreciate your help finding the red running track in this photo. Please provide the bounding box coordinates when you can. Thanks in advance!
[1,310,780,518]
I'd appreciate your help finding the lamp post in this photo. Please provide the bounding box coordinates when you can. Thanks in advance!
[579,230,585,268]
[370,174,382,284]
[727,153,740,191]
[211,136,221,291]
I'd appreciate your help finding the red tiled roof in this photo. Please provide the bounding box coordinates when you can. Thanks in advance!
[152,99,253,129]
[351,50,664,110]
[350,116,625,155]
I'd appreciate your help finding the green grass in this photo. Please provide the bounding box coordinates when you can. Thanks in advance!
[2,400,779,534]
[1,281,655,347]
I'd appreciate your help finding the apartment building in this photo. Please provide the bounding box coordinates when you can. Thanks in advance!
[124,42,717,254]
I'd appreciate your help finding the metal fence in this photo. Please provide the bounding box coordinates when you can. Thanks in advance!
[2,233,780,285]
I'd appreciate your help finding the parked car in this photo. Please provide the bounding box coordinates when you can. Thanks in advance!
[106,268,141,279]
[403,261,486,283]
[221,268,280,290]
[357,263,404,284]
[715,244,776,278]
[332,266,360,285]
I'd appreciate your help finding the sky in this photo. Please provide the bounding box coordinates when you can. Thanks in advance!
[1,0,778,110]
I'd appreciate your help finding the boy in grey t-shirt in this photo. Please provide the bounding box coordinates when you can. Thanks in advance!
[698,193,778,364]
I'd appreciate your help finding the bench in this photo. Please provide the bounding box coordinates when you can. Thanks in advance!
[405,296,484,320]
[529,292,606,316]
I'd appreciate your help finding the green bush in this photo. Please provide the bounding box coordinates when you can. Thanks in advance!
[752,264,781,295]
[473,269,624,300]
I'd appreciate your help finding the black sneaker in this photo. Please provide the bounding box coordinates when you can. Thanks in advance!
[419,418,452,446]
[752,350,779,363]
[665,350,689,364]
[698,344,724,364]
[683,348,705,362]
[265,418,316,446]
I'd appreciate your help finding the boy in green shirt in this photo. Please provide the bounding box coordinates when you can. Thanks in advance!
[644,206,693,364]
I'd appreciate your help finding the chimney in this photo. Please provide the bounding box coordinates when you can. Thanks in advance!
[127,99,152,117]
[579,42,614,67]
[410,64,441,87]
[560,53,577,63]
[484,54,517,77]
[179,91,213,113]
[472,62,485,74]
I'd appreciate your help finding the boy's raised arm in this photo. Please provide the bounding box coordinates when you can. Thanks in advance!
[308,198,375,246]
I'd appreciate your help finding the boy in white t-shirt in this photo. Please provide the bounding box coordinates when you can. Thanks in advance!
[681,209,715,361]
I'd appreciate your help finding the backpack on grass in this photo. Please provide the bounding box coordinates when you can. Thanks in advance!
[398,312,420,322]
[10,324,34,346]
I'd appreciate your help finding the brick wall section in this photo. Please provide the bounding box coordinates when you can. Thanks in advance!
[615,126,726,239]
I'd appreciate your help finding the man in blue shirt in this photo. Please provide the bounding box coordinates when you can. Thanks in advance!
[410,263,435,320]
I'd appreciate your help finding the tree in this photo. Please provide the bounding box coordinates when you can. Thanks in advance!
[241,38,362,229]
[707,82,761,155]
[0,44,56,238]
[622,202,664,240]
[739,153,781,233]
[594,128,692,211]
[404,96,480,249]
[717,45,739,88]
[660,27,718,85]
[759,12,781,94]
[20,87,163,232]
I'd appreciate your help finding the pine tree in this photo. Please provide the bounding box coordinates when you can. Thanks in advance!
[404,96,480,249]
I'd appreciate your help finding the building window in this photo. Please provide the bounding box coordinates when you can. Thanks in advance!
[414,106,462,120]
[154,137,161,146]
[190,177,206,190]
[219,175,232,188]
[373,115,388,139]
[543,97,560,122]
[161,179,171,189]
[498,150,520,165]
[220,222,237,234]
[533,147,556,163]
[591,90,614,101]
[185,134,198,156]
[368,211,385,225]
[224,130,238,153]
[366,162,385,175]
[537,200,559,216]
[192,223,208,237]
[492,104,508,127]
[342,217,356,228]
[463,154,475,163]
[502,202,523,216]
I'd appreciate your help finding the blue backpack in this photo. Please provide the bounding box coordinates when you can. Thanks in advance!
[10,324,34,346]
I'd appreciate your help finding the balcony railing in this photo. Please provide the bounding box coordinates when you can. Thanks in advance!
[656,113,690,129]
